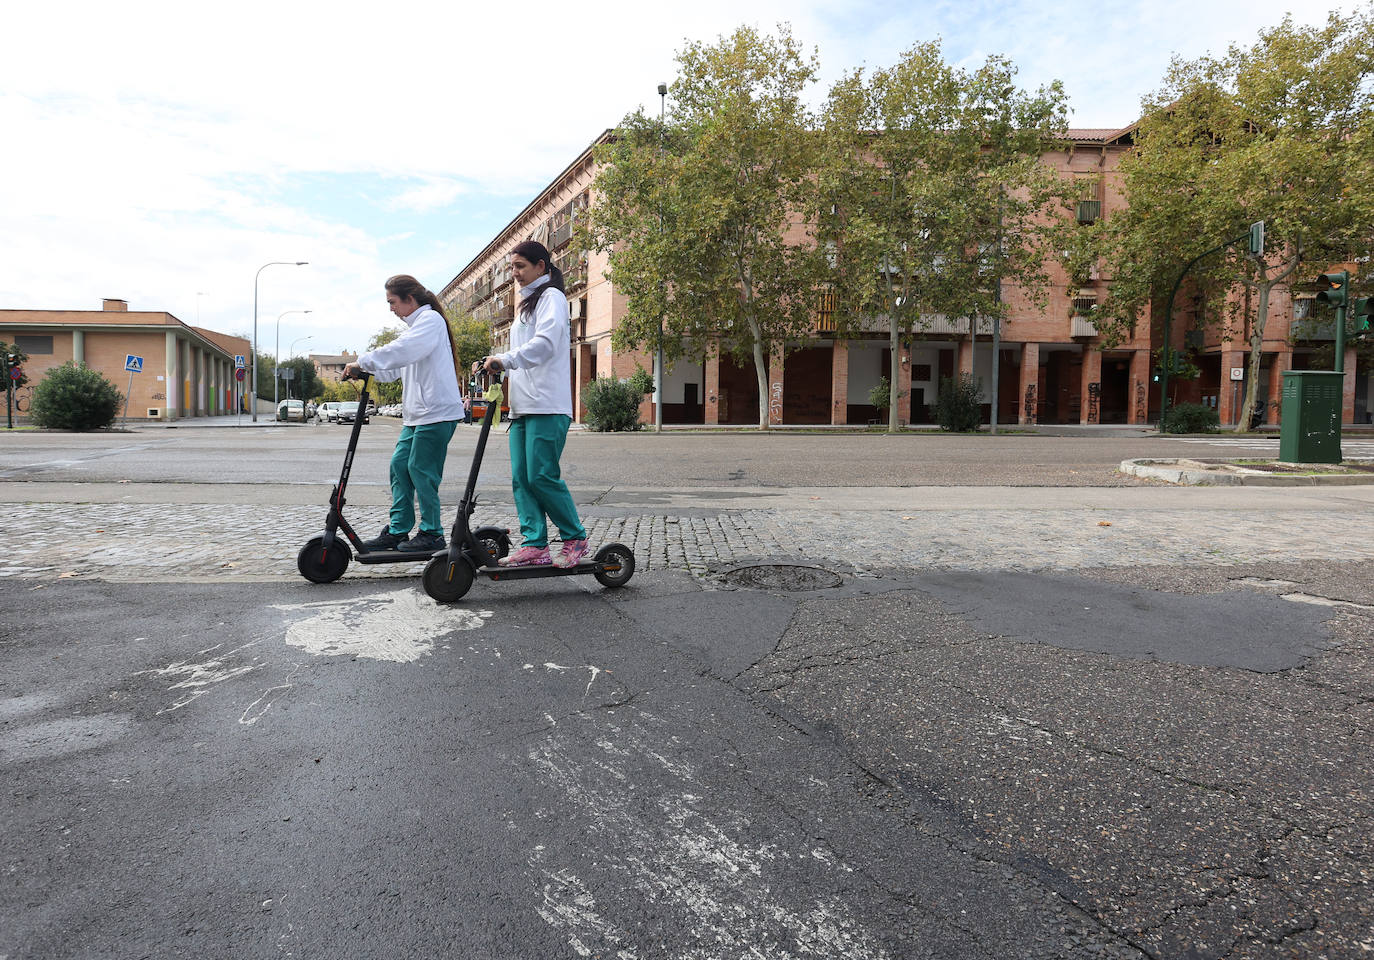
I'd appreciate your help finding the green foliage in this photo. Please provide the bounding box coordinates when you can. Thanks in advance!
[627,365,655,395]
[29,361,122,431]
[816,40,1075,432]
[1,341,30,390]
[1097,10,1374,430]
[934,374,982,432]
[867,375,906,415]
[1160,402,1220,434]
[447,312,494,373]
[582,376,644,432]
[587,25,822,429]
[318,379,364,402]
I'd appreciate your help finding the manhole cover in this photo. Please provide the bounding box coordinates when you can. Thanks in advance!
[721,564,843,591]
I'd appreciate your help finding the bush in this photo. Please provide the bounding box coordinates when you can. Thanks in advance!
[582,376,644,432]
[29,362,123,431]
[627,365,655,396]
[934,373,982,432]
[1160,402,1220,434]
[868,376,896,416]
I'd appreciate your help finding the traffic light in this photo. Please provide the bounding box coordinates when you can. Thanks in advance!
[1315,271,1350,308]
[1353,297,1374,338]
[1247,221,1265,257]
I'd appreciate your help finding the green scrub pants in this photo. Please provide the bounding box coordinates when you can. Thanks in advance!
[388,421,457,536]
[508,414,587,547]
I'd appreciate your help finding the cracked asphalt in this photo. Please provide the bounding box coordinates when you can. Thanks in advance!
[1,425,1371,959]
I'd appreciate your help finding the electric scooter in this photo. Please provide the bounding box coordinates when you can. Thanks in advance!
[296,372,512,583]
[421,378,635,603]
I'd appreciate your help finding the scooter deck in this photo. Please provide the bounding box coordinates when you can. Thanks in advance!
[353,548,441,565]
[479,561,611,581]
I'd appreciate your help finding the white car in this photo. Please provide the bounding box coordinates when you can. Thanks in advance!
[316,402,340,423]
[275,399,306,422]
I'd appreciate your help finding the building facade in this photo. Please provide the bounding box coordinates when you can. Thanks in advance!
[443,126,1369,427]
[0,300,245,420]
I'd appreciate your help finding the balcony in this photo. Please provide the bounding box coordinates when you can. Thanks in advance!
[475,277,492,300]
[1071,316,1099,337]
[1076,200,1101,224]
[551,220,573,249]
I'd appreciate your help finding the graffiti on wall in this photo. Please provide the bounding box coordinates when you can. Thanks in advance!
[1134,381,1147,424]
[1086,381,1101,424]
[769,380,783,424]
[1023,383,1037,424]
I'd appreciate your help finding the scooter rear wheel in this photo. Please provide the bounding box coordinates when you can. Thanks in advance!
[592,543,635,588]
[297,535,351,583]
[423,554,475,603]
[473,526,511,563]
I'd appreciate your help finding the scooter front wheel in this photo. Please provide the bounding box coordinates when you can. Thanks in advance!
[298,535,351,583]
[592,543,635,588]
[423,554,475,603]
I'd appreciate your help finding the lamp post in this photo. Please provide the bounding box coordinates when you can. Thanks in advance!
[288,335,314,400]
[252,261,308,421]
[275,309,312,409]
[654,81,667,432]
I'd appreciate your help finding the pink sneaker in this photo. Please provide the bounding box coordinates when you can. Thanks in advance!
[500,545,551,567]
[555,539,590,569]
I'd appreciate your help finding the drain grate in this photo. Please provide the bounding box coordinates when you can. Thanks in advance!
[721,564,843,591]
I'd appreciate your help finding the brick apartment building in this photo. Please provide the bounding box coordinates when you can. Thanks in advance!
[444,126,1369,427]
[310,351,359,383]
[0,300,246,420]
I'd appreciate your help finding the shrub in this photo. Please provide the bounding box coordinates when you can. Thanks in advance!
[29,362,123,431]
[582,376,644,432]
[934,373,982,432]
[1160,402,1220,434]
[868,376,893,416]
[627,365,655,396]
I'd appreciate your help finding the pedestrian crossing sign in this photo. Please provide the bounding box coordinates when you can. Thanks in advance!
[124,355,144,373]
[235,355,246,368]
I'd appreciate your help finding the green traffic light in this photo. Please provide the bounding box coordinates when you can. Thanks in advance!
[1353,297,1373,335]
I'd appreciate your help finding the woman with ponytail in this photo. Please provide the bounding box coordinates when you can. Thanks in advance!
[343,274,464,553]
[475,240,590,568]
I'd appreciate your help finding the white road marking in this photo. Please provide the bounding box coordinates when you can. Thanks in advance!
[271,588,491,662]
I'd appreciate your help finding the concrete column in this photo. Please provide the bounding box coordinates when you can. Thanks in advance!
[896,340,912,427]
[164,331,178,420]
[1080,347,1102,424]
[1018,342,1039,425]
[1344,347,1358,425]
[1128,349,1150,425]
[1268,351,1289,426]
[704,347,720,425]
[72,330,84,365]
[768,344,785,427]
[830,341,848,425]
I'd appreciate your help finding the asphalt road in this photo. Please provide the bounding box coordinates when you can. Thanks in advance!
[0,420,1317,488]
[2,427,1372,959]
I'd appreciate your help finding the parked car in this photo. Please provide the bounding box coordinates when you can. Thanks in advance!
[316,402,340,423]
[336,401,369,425]
[366,401,378,417]
[275,399,306,422]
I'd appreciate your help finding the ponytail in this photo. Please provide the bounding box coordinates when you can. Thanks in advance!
[512,240,565,320]
[384,273,462,387]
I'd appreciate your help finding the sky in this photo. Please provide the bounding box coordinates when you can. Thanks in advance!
[0,0,1355,359]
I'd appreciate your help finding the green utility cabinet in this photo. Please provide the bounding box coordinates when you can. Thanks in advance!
[1279,370,1343,464]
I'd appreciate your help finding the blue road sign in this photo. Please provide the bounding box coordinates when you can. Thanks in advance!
[235,355,246,368]
[124,355,144,373]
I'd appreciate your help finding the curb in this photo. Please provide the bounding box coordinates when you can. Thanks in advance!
[1121,458,1374,486]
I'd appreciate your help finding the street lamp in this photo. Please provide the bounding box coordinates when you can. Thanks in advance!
[275,309,312,409]
[288,335,314,400]
[252,261,308,421]
[654,81,667,432]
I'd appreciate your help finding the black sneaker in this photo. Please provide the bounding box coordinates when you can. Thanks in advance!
[397,531,445,552]
[361,526,409,551]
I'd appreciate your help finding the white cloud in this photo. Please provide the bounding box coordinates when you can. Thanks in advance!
[0,0,1358,354]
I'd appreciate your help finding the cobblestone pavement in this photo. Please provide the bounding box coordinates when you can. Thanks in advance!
[4,494,1373,582]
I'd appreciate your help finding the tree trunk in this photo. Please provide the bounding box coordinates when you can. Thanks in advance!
[748,314,769,430]
[1236,256,1298,432]
[887,311,900,433]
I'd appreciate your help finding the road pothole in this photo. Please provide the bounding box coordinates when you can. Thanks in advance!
[720,564,843,591]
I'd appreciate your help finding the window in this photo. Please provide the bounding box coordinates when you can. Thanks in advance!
[15,335,53,354]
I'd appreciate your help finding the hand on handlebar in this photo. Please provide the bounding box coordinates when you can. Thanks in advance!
[342,362,368,381]
[473,356,505,376]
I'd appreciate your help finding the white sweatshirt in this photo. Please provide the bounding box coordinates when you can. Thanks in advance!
[497,274,572,418]
[357,304,464,427]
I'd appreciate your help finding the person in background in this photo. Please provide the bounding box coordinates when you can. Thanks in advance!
[342,274,464,552]
[475,240,589,568]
